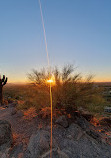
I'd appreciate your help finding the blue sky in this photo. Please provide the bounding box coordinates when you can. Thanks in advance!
[0,0,111,82]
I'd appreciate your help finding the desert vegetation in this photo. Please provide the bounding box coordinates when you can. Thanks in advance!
[4,65,107,116]
[1,65,111,158]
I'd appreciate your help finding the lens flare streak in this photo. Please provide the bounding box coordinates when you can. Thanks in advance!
[38,0,53,158]
[38,0,50,67]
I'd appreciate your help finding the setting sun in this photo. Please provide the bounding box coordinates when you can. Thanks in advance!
[46,75,55,84]
[47,79,53,83]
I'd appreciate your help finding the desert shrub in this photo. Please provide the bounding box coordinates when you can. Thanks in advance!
[27,64,106,114]
[4,65,106,115]
[23,107,38,120]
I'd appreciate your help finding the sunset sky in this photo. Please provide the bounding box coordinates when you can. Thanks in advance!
[0,0,111,83]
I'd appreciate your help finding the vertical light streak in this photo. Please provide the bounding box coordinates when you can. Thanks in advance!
[38,0,50,67]
[50,82,53,158]
[38,0,53,157]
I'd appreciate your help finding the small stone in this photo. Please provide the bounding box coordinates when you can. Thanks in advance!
[67,123,84,140]
[55,115,69,128]
[41,148,69,158]
[11,108,17,115]
[16,111,24,118]
[67,135,72,139]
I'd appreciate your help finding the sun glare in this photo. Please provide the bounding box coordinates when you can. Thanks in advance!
[46,75,55,84]
[47,79,53,83]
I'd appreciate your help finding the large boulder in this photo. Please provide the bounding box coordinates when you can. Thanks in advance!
[76,116,102,143]
[24,130,57,158]
[0,120,13,151]
[23,115,111,158]
[53,119,111,158]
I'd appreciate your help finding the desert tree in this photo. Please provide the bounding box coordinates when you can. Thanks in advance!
[28,65,105,113]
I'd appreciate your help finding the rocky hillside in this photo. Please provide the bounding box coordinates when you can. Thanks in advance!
[0,103,111,158]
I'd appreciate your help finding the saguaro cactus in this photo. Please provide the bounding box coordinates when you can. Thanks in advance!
[0,75,8,105]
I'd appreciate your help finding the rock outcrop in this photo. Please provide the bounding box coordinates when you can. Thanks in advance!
[0,111,111,158]
[0,120,13,158]
[0,120,13,151]
[23,115,111,158]
[24,130,57,158]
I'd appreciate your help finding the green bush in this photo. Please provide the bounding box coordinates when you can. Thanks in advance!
[27,64,106,114]
[4,65,106,115]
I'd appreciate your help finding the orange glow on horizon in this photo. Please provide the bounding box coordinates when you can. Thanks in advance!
[7,74,111,84]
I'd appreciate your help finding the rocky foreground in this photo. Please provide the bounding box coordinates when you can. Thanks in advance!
[0,103,111,158]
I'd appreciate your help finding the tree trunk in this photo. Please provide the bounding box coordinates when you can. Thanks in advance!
[0,86,3,105]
